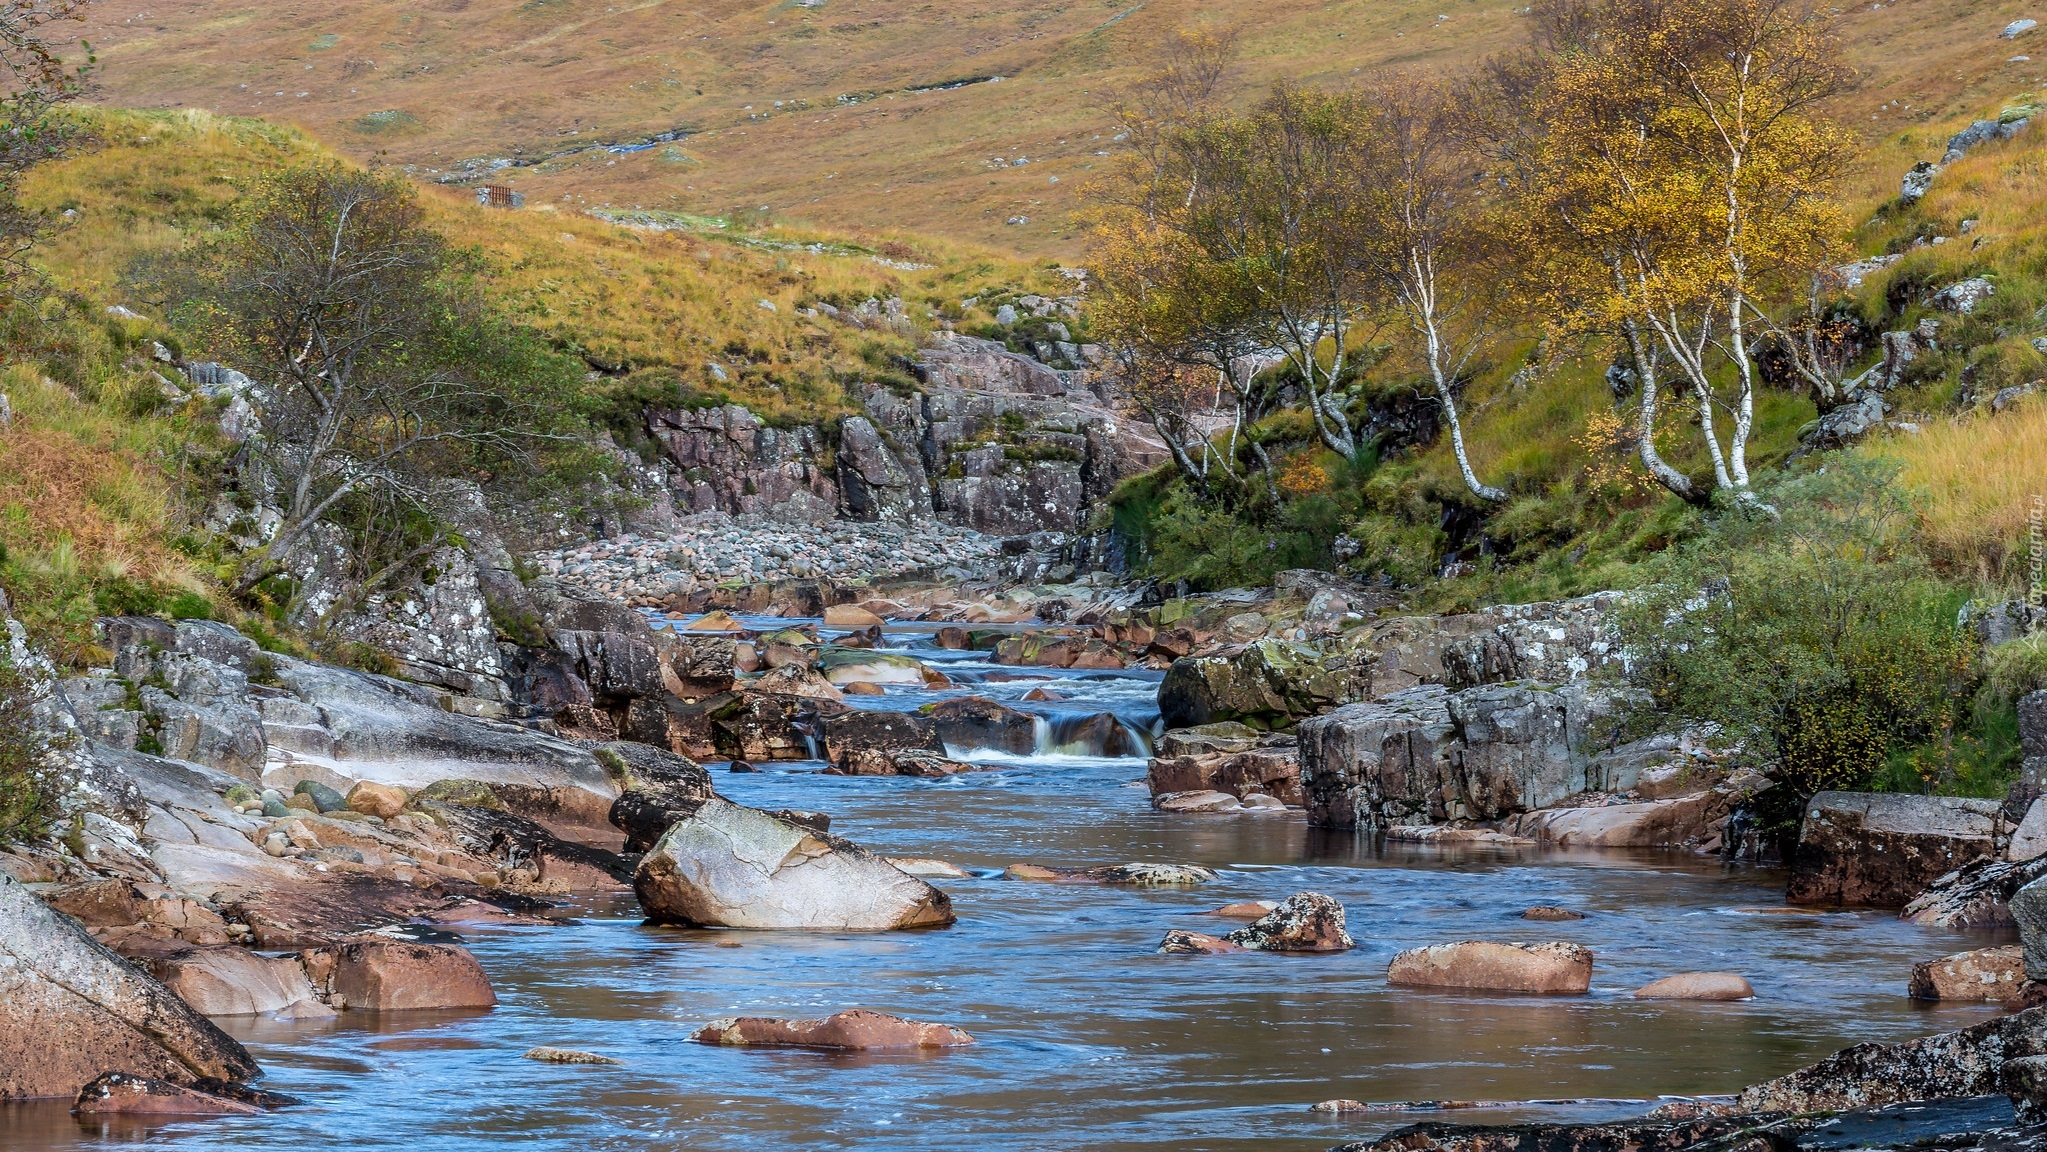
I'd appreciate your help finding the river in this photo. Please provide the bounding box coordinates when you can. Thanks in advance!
[0,620,2008,1150]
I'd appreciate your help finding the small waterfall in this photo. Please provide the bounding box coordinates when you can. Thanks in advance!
[1037,711,1149,759]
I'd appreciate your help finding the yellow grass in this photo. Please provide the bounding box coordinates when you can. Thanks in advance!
[1866,397,2047,584]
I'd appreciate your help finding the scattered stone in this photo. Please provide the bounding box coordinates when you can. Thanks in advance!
[523,1046,623,1065]
[1633,973,1755,1000]
[636,798,955,929]
[1002,862,1218,885]
[1911,946,2025,1001]
[1521,906,1585,921]
[690,1009,973,1050]
[293,780,348,813]
[1386,941,1594,994]
[2005,17,2038,37]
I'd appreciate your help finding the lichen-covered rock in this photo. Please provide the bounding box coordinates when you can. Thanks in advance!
[1909,946,2025,1002]
[1787,792,2007,908]
[1223,892,1353,952]
[635,798,955,930]
[1903,854,2047,929]
[1738,1005,2047,1114]
[1159,639,1368,729]
[0,872,257,1099]
[647,402,838,524]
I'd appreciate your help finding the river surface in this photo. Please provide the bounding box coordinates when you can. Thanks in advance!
[1,620,2011,1151]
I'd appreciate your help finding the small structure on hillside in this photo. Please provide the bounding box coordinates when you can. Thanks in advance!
[477,185,525,209]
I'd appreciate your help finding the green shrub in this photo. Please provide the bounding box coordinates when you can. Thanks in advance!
[1986,633,2047,701]
[1615,460,1982,849]
[166,592,214,620]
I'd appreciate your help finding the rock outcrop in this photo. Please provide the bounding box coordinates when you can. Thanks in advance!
[1158,639,1368,729]
[1787,792,2008,907]
[635,798,955,929]
[1738,1006,2047,1114]
[0,872,258,1099]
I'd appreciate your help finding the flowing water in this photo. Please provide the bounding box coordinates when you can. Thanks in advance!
[1,621,2011,1151]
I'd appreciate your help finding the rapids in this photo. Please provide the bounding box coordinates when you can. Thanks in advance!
[1,618,2009,1151]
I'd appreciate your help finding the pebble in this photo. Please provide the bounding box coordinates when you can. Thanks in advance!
[531,513,1006,603]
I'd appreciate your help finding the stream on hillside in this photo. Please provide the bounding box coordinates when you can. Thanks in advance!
[0,619,2012,1151]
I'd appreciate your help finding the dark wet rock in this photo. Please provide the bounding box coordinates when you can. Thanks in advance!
[1787,792,2007,908]
[825,748,980,777]
[821,709,944,773]
[1147,744,1301,807]
[1158,639,1367,729]
[293,780,348,814]
[71,1072,263,1117]
[1224,891,1353,952]
[2016,875,2047,980]
[599,743,717,853]
[712,692,846,762]
[926,695,1037,754]
[635,798,954,930]
[1386,941,1594,994]
[2007,1055,2047,1124]
[690,1008,973,1050]
[0,872,257,1099]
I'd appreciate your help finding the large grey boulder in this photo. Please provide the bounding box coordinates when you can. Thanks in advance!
[1786,792,2007,907]
[1299,682,1611,828]
[835,414,927,523]
[634,798,954,930]
[0,872,257,1099]
[2014,875,2047,980]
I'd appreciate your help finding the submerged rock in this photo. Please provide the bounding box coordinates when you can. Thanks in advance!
[1632,973,1754,1000]
[636,798,955,930]
[1520,906,1584,921]
[1386,941,1593,994]
[1003,862,1218,885]
[1158,929,1245,954]
[523,1047,623,1065]
[690,1009,973,1050]
[0,872,257,1099]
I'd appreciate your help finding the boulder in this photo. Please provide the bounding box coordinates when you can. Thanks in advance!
[0,872,257,1099]
[821,709,944,773]
[1632,972,1754,1000]
[2008,1054,2047,1126]
[818,648,927,687]
[1787,792,2006,907]
[1147,745,1303,807]
[926,695,1038,754]
[1903,854,2047,929]
[71,1072,262,1117]
[140,946,333,1018]
[1910,946,2026,1002]
[303,939,497,1011]
[690,1009,973,1050]
[750,662,847,703]
[345,781,408,819]
[1224,892,1353,952]
[1385,941,1593,994]
[825,748,979,777]
[1158,639,1367,729]
[635,798,955,929]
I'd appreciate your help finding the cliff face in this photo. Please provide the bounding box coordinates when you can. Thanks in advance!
[638,335,1165,534]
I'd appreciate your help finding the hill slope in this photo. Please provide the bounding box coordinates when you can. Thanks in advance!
[71,0,2047,250]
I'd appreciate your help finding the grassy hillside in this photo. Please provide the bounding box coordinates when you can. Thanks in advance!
[70,0,2047,252]
[25,108,1060,423]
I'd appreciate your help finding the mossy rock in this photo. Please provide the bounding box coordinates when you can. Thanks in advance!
[408,779,506,811]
